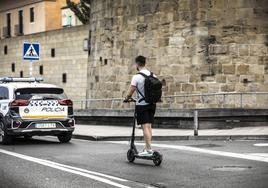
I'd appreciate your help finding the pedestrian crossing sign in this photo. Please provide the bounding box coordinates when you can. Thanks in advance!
[23,42,40,61]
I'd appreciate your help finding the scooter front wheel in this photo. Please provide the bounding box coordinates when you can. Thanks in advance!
[127,149,135,162]
[153,151,163,166]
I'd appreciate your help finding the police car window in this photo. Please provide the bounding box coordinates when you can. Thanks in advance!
[15,88,67,100]
[0,87,9,100]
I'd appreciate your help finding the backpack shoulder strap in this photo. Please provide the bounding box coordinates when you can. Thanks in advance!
[137,72,148,78]
[138,71,154,78]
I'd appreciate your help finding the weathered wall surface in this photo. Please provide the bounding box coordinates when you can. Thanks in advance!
[87,0,268,108]
[0,25,89,107]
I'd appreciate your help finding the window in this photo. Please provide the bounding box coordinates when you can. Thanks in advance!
[4,45,8,55]
[39,65,43,75]
[15,88,66,100]
[83,38,89,51]
[0,87,9,100]
[30,7,34,22]
[11,63,15,72]
[62,73,67,83]
[20,71,23,78]
[67,15,72,26]
[18,10,23,34]
[104,59,108,65]
[51,48,55,57]
[6,13,11,37]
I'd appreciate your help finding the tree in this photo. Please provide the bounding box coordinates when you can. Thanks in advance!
[66,0,91,24]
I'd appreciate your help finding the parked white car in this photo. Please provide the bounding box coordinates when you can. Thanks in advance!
[0,77,75,144]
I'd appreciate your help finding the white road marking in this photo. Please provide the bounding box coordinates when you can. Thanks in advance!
[248,153,268,158]
[0,149,130,188]
[110,141,268,163]
[254,143,268,147]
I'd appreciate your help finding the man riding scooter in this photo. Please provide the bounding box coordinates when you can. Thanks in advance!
[124,55,162,157]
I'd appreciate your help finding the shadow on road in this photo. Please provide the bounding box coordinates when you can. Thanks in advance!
[10,137,63,145]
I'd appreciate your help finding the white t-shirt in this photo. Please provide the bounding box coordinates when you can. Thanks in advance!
[131,68,155,106]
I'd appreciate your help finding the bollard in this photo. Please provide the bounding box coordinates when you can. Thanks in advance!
[194,110,199,136]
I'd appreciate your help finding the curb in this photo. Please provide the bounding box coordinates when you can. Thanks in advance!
[72,134,268,141]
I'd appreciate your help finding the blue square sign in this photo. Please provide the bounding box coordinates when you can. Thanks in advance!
[23,42,40,61]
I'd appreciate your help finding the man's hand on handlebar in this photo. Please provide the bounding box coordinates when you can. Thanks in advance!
[123,96,135,103]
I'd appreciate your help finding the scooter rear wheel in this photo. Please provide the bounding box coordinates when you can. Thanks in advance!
[127,149,135,162]
[153,151,162,166]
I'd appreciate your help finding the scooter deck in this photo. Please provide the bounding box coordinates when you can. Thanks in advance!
[134,153,161,160]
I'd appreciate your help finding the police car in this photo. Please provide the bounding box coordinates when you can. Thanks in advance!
[0,77,75,144]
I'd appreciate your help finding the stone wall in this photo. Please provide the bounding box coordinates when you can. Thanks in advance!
[0,25,89,107]
[87,0,268,108]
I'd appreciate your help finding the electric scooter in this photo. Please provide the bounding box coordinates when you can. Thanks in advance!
[124,98,163,166]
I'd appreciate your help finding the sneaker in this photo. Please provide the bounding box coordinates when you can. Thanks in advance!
[138,150,153,157]
[147,149,154,154]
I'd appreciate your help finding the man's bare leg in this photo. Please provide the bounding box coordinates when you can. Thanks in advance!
[142,123,152,150]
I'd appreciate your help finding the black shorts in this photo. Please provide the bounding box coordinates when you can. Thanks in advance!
[135,104,156,125]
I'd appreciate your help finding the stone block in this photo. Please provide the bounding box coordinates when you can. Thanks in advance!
[249,65,264,74]
[240,75,255,83]
[201,75,215,82]
[170,64,185,75]
[255,74,264,82]
[238,44,249,56]
[236,64,249,75]
[174,75,189,83]
[158,38,169,47]
[264,74,268,84]
[226,75,239,83]
[182,83,195,92]
[229,43,238,57]
[182,46,192,57]
[215,75,227,83]
[222,64,236,74]
[209,45,228,55]
[258,56,268,65]
[208,83,220,93]
[189,74,201,82]
[250,45,267,56]
[169,36,185,46]
[221,84,235,92]
[167,47,182,56]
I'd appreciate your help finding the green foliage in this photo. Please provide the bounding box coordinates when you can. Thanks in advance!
[66,0,91,24]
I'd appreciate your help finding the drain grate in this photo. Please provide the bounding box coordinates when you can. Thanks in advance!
[212,166,252,172]
[150,182,168,188]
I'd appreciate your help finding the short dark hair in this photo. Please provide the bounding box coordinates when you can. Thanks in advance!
[135,55,146,66]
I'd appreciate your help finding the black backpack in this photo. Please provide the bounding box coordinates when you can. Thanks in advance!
[137,72,162,104]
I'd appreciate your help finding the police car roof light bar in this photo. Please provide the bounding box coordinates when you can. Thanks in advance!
[0,77,44,83]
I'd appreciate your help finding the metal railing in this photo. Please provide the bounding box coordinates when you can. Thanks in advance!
[73,92,268,110]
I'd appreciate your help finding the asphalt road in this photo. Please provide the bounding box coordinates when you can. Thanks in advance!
[0,137,268,188]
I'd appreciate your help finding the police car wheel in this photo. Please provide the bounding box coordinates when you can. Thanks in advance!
[57,132,72,143]
[0,121,13,145]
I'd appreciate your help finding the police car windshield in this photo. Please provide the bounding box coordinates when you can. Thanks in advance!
[15,88,67,100]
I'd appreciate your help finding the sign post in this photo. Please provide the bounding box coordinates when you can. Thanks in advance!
[23,42,40,77]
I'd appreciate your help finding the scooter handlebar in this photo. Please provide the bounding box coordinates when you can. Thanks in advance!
[123,98,136,103]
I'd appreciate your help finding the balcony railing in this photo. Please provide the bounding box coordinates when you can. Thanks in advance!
[73,92,268,110]
[2,26,11,38]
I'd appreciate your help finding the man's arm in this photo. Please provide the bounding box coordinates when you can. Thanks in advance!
[124,75,137,102]
[126,85,136,98]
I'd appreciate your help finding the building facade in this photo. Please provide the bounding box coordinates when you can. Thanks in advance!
[0,0,81,38]
[0,25,89,107]
[86,0,268,108]
[0,0,87,107]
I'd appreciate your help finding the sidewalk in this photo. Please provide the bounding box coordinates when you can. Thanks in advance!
[73,125,268,141]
